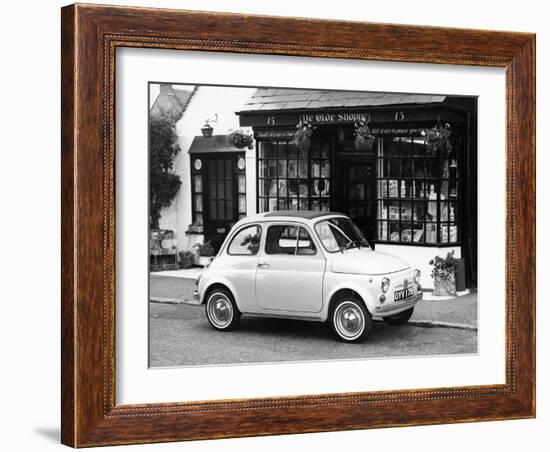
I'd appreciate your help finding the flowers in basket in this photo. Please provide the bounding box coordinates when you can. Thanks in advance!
[353,120,375,151]
[227,129,254,149]
[422,120,452,154]
[292,120,316,151]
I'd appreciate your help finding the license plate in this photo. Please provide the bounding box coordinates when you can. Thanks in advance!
[394,286,415,302]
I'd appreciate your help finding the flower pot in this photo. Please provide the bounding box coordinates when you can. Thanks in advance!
[433,273,457,296]
[201,124,213,137]
[194,255,214,267]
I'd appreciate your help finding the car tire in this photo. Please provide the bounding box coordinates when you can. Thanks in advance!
[383,307,414,325]
[205,287,241,331]
[330,295,372,343]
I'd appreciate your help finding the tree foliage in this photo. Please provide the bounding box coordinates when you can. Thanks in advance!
[149,117,182,229]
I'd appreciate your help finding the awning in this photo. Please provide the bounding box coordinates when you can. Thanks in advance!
[188,135,242,154]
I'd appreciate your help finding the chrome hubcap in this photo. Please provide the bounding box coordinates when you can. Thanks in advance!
[334,302,364,340]
[207,294,233,328]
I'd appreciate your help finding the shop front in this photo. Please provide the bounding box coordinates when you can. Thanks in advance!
[236,89,477,288]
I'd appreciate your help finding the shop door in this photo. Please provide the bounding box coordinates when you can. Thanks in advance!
[336,160,377,242]
[203,155,238,252]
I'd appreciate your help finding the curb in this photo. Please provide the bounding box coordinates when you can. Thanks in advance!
[150,297,200,305]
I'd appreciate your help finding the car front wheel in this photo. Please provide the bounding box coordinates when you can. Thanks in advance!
[331,296,372,343]
[383,307,414,325]
[205,287,241,331]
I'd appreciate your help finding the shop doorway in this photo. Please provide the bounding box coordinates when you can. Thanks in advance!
[202,154,238,251]
[335,158,377,243]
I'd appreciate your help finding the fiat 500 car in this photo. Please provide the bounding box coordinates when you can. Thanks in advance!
[194,211,422,343]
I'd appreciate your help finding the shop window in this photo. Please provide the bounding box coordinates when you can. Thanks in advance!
[258,140,331,213]
[376,136,460,245]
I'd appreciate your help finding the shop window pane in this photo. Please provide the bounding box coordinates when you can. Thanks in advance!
[401,159,412,178]
[286,143,297,159]
[320,142,329,159]
[278,159,287,178]
[401,223,413,242]
[449,224,458,242]
[193,175,203,193]
[209,200,217,220]
[449,179,459,199]
[226,200,233,219]
[195,213,203,225]
[389,222,400,242]
[217,180,225,199]
[299,180,309,197]
[310,144,320,159]
[208,161,216,179]
[299,199,308,210]
[440,224,449,243]
[298,160,307,178]
[268,198,278,212]
[238,175,246,194]
[298,147,308,160]
[278,199,288,210]
[378,221,388,240]
[259,197,268,213]
[389,159,400,177]
[290,198,298,210]
[388,201,400,221]
[313,179,330,197]
[311,161,320,178]
[288,179,298,197]
[288,160,298,178]
[260,141,277,159]
[238,195,246,214]
[312,199,320,211]
[413,202,426,221]
[226,180,233,199]
[267,160,277,178]
[278,179,287,196]
[425,222,438,243]
[440,201,449,221]
[413,159,425,178]
[194,194,203,212]
[209,180,217,199]
[412,223,425,243]
[449,201,458,222]
[401,201,412,221]
[268,179,278,197]
[378,201,387,220]
[320,201,330,212]
[321,160,330,178]
[426,159,437,178]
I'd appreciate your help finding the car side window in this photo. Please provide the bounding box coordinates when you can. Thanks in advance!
[227,225,261,256]
[265,225,316,256]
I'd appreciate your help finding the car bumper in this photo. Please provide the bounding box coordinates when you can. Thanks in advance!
[374,291,422,316]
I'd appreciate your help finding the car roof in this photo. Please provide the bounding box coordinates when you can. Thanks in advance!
[263,210,345,220]
[236,211,347,226]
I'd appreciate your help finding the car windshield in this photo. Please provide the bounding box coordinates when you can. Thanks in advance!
[315,217,370,252]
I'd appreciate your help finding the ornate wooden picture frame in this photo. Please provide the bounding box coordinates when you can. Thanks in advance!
[61,3,535,447]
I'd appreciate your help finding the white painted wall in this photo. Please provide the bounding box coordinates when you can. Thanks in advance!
[376,244,461,289]
[155,85,256,251]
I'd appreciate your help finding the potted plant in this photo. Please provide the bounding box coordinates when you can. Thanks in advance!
[429,251,459,296]
[178,250,195,269]
[292,120,315,151]
[193,241,216,267]
[227,129,254,149]
[185,222,204,234]
[353,120,375,151]
[422,120,452,155]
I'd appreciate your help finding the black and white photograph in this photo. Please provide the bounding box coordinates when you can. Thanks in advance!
[148,83,479,367]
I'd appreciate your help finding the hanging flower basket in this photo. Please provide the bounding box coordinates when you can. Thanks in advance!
[292,120,315,151]
[227,129,254,149]
[422,120,452,155]
[354,120,376,151]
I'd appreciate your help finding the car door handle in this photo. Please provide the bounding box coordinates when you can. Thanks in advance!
[257,261,270,268]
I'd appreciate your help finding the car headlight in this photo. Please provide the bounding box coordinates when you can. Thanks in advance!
[413,269,421,284]
[381,277,390,293]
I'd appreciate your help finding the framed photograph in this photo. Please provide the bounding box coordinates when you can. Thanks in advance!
[61,4,535,447]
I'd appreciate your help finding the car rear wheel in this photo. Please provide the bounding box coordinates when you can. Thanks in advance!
[331,296,372,343]
[383,307,414,325]
[205,287,241,331]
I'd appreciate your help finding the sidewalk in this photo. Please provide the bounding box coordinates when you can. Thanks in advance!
[149,269,477,330]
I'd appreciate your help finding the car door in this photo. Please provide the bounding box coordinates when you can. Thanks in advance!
[255,223,325,313]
